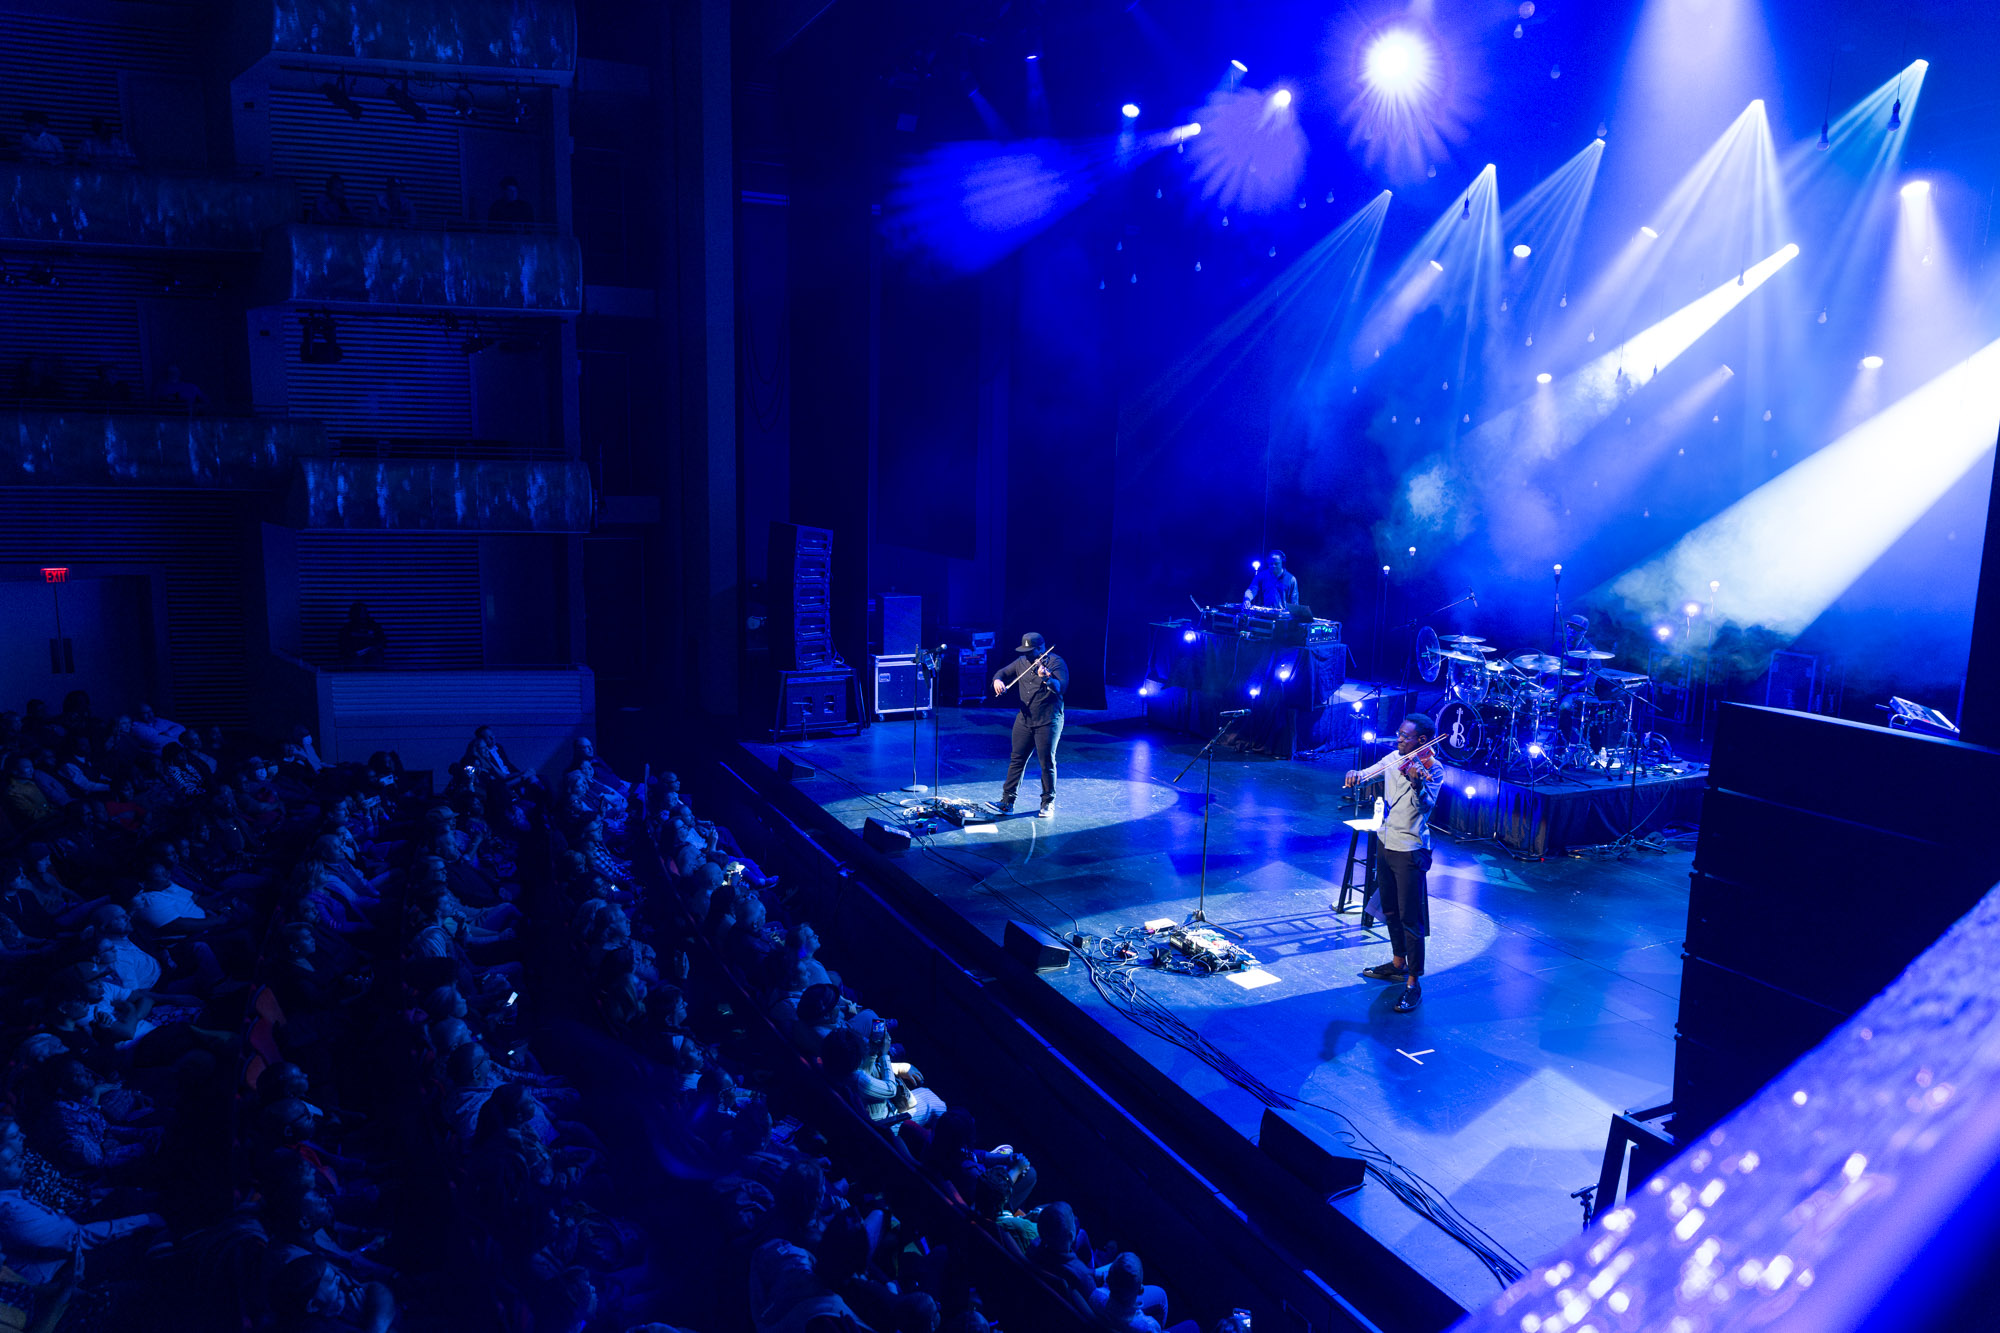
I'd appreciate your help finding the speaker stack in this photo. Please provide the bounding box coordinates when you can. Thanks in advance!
[769,522,858,739]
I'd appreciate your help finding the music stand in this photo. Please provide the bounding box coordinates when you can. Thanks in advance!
[1171,716,1245,940]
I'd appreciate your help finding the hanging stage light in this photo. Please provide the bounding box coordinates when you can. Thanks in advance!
[319,76,364,120]
[386,80,427,123]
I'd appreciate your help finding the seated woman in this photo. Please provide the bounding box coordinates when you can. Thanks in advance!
[820,1024,946,1129]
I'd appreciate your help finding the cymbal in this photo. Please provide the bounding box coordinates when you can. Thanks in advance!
[1562,669,1587,678]
[1511,653,1564,673]
[1484,659,1511,672]
[1438,649,1485,663]
[1438,634,1488,644]
[1565,648,1616,660]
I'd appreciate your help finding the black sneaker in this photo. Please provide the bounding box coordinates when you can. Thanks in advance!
[1360,962,1408,982]
[1392,985,1422,1013]
[984,799,1014,815]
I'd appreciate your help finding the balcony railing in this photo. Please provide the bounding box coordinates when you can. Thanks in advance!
[0,408,326,488]
[266,0,577,74]
[278,223,582,311]
[0,166,296,251]
[294,456,592,530]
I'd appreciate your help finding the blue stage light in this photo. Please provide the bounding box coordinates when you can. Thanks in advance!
[1352,701,1364,713]
[1277,665,1293,681]
[1428,258,1444,272]
[1248,685,1262,698]
[1527,743,1543,757]
[1139,683,1153,696]
[1639,225,1659,239]
[1121,103,1141,120]
[1901,179,1930,199]
[1683,601,1702,617]
[1512,243,1532,259]
[1251,559,1261,570]
[1656,625,1674,641]
[1464,784,1478,797]
[1183,629,1198,643]
[1231,59,1248,73]
[1364,30,1431,96]
[1269,88,1292,109]
[1860,355,1884,369]
[1362,730,1376,742]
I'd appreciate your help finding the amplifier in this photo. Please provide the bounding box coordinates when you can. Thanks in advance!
[944,626,996,651]
[773,666,857,739]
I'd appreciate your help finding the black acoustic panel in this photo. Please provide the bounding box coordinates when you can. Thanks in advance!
[1258,1108,1365,1201]
[1708,704,2000,844]
[1002,920,1070,971]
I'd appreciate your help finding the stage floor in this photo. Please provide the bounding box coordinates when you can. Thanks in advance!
[745,692,1694,1309]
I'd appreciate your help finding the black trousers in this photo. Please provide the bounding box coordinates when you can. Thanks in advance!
[1378,846,1432,978]
[1001,713,1063,805]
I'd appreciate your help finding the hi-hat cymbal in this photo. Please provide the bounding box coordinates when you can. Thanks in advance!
[1512,653,1564,673]
[1565,648,1616,660]
[1438,649,1485,663]
[1438,634,1488,644]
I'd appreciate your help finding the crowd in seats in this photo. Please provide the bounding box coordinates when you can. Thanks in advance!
[12,109,137,168]
[306,173,539,232]
[0,687,1221,1332]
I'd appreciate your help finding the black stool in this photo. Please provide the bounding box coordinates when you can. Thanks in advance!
[1337,818,1379,928]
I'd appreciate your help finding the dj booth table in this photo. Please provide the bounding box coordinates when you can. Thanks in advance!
[1141,623,1357,758]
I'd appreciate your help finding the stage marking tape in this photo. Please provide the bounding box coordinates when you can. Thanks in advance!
[1397,1048,1435,1065]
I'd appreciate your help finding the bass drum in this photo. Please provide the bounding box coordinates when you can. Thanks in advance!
[1433,700,1486,766]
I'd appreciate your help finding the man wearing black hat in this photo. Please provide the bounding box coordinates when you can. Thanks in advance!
[987,632,1068,817]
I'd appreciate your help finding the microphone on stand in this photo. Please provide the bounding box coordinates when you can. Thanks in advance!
[1220,709,1252,718]
[1468,590,1479,608]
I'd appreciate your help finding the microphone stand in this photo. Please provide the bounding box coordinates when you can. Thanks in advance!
[902,646,931,794]
[1171,714,1245,939]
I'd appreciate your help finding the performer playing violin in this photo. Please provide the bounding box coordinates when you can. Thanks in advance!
[1345,713,1442,1012]
[987,632,1068,819]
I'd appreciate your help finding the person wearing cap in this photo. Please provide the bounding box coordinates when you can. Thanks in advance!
[987,632,1068,818]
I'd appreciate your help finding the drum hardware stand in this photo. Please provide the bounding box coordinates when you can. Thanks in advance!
[1170,714,1247,940]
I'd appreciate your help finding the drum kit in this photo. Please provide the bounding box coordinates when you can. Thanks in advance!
[1415,627,1657,779]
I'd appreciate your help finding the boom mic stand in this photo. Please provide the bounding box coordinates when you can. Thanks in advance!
[1171,712,1247,939]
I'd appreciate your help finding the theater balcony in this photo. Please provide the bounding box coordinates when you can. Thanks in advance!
[1,407,324,488]
[291,456,593,530]
[264,224,582,312]
[0,166,296,253]
[244,0,576,78]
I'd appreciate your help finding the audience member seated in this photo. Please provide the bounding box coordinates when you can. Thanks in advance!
[334,601,389,668]
[18,109,63,163]
[373,176,415,227]
[156,365,209,411]
[310,173,362,225]
[487,175,536,227]
[78,117,137,168]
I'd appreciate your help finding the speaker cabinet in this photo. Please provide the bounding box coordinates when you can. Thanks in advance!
[1002,920,1071,971]
[1258,1108,1365,1200]
[862,817,911,855]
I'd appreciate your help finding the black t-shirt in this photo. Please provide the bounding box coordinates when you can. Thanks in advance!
[993,653,1068,726]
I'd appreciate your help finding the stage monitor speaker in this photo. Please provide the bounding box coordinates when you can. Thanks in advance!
[862,817,911,855]
[1002,920,1070,971]
[777,755,815,783]
[1258,1108,1365,1200]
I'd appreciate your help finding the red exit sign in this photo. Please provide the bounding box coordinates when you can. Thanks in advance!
[41,567,68,583]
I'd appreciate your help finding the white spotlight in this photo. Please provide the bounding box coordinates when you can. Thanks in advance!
[1536,372,1553,384]
[1364,30,1433,96]
[1121,103,1141,119]
[1639,225,1659,239]
[1683,601,1702,617]
[1231,59,1249,73]
[1428,259,1444,272]
[1901,180,1931,199]
[1269,88,1293,109]
[1512,243,1532,259]
[1860,355,1884,369]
